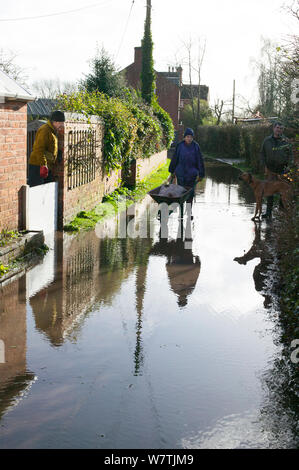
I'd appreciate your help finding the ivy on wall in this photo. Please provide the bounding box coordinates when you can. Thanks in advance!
[58,90,174,173]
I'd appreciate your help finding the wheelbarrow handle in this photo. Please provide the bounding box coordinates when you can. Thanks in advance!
[166,174,175,186]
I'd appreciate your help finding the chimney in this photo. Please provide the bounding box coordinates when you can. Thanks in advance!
[177,65,183,86]
[134,46,142,67]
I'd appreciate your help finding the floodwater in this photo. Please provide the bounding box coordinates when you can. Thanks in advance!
[0,161,297,449]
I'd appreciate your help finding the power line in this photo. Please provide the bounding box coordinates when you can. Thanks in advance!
[115,0,135,60]
[0,0,115,22]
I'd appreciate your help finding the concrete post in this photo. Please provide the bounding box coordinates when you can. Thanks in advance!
[20,184,29,231]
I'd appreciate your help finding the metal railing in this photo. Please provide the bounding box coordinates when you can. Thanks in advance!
[67,129,98,190]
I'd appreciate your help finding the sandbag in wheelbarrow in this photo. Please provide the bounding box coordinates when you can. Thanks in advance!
[148,183,193,206]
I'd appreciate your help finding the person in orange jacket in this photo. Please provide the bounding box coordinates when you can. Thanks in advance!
[28,110,65,187]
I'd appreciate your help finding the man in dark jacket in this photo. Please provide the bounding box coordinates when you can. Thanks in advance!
[168,128,205,209]
[260,121,293,218]
[28,110,65,187]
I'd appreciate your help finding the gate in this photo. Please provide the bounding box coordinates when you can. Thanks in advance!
[25,182,58,299]
[27,182,58,234]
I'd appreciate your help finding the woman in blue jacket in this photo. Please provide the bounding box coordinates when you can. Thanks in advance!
[168,128,205,207]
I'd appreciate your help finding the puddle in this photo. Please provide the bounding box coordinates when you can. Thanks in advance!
[0,161,297,449]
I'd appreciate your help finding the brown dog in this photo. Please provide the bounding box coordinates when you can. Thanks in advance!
[239,172,293,220]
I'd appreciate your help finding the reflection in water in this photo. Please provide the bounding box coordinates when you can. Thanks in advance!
[134,263,147,376]
[151,218,201,308]
[234,222,273,308]
[0,277,35,419]
[30,232,154,347]
[181,410,274,449]
[258,349,299,448]
[0,160,297,448]
[30,236,98,346]
[99,235,154,376]
[133,218,201,375]
[233,221,299,448]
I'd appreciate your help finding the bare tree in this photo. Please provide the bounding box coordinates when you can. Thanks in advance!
[213,99,232,125]
[181,37,206,125]
[0,48,28,86]
[253,37,286,117]
[283,0,299,21]
[31,78,78,99]
[280,1,299,80]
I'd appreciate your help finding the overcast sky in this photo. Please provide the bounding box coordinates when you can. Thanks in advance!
[0,0,297,111]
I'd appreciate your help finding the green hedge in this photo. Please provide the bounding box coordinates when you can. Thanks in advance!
[58,90,174,173]
[198,124,296,173]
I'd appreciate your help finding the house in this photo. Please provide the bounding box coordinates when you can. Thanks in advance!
[180,84,210,108]
[122,46,209,140]
[0,70,34,231]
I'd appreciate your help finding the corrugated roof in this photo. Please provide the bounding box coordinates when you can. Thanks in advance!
[0,69,34,101]
[27,98,57,117]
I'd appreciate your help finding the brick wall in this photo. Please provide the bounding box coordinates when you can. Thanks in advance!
[53,114,121,229]
[156,77,180,130]
[125,47,142,90]
[123,150,167,186]
[0,276,27,386]
[0,101,27,231]
[135,150,167,182]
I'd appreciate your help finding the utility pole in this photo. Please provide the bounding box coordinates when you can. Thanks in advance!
[141,0,155,105]
[146,0,151,17]
[232,79,236,124]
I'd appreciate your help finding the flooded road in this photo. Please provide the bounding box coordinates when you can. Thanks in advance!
[0,161,297,449]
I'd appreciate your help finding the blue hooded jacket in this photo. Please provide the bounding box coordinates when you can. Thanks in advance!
[169,140,205,185]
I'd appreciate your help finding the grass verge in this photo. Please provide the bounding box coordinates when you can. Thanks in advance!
[63,162,170,232]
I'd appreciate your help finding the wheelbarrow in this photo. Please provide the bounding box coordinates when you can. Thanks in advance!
[148,183,195,219]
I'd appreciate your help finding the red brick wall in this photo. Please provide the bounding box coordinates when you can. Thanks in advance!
[0,101,27,231]
[0,276,27,386]
[125,47,142,90]
[156,76,179,130]
[122,150,167,185]
[54,116,121,229]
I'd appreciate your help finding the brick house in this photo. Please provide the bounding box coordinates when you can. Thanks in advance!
[122,46,209,139]
[180,84,210,109]
[0,70,34,231]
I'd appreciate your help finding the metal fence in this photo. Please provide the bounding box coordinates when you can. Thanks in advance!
[67,129,98,190]
[65,245,95,316]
